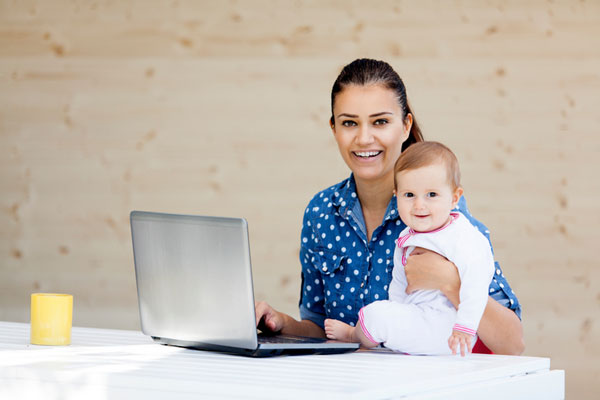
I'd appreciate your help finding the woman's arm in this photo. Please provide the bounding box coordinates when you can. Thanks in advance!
[404,248,524,355]
[477,297,524,355]
[255,301,326,338]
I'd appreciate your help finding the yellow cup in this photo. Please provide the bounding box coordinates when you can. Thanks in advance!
[30,293,73,345]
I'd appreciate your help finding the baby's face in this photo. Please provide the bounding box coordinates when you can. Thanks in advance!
[395,162,462,232]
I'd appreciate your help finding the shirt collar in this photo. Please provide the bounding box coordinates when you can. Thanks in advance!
[383,193,399,223]
[334,174,400,224]
[331,174,358,216]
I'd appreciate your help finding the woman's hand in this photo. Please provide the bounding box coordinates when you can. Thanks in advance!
[255,301,284,333]
[255,300,327,338]
[404,247,461,307]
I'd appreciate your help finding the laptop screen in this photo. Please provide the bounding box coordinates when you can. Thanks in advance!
[131,211,258,349]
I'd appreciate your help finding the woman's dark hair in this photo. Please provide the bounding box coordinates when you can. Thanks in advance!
[330,58,423,151]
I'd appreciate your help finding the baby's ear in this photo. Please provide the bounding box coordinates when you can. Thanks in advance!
[452,187,464,208]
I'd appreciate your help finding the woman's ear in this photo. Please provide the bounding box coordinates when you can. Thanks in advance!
[402,113,413,142]
[452,187,464,208]
[329,116,336,134]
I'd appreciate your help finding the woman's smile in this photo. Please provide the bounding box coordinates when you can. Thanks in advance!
[352,150,383,161]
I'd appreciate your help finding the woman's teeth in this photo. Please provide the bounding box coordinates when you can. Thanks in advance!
[355,151,381,158]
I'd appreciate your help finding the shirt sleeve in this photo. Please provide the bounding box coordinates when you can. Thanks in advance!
[455,196,522,320]
[454,234,496,334]
[298,204,327,329]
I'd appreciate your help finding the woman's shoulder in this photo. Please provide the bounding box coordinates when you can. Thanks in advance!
[454,196,491,243]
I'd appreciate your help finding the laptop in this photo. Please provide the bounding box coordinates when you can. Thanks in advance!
[130,211,359,357]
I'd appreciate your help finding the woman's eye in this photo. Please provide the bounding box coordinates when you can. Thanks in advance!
[374,119,388,125]
[341,120,357,127]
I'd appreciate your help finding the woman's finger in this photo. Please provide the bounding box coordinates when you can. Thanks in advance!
[254,301,271,326]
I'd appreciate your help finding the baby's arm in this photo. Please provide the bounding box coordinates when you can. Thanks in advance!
[453,246,495,335]
[449,232,495,355]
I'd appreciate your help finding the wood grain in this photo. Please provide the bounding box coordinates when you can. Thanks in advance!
[1,1,598,398]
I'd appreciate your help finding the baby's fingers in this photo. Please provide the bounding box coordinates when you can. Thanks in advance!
[460,337,467,357]
[460,335,473,357]
[448,335,458,355]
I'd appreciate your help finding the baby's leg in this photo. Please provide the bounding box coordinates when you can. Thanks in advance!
[324,319,354,342]
[324,319,379,348]
[361,300,455,355]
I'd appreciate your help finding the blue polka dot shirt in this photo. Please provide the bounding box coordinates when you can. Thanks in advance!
[299,174,522,329]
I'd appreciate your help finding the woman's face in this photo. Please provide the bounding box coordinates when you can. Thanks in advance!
[331,84,411,185]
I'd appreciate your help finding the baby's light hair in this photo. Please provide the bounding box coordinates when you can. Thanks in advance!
[394,141,461,191]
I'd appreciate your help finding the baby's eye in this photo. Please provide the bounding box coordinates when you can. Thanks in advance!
[403,192,414,198]
[427,192,437,198]
[341,120,357,127]
[373,119,388,125]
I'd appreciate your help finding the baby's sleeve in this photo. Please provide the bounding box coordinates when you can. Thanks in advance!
[453,237,495,336]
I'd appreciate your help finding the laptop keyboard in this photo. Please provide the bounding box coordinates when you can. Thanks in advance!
[257,334,326,344]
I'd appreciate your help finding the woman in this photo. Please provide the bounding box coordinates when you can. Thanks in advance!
[255,59,524,355]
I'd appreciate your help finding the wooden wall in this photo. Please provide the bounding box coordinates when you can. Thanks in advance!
[1,1,598,397]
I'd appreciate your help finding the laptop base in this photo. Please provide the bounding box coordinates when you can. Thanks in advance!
[153,335,359,358]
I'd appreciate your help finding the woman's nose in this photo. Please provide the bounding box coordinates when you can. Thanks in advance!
[356,125,375,145]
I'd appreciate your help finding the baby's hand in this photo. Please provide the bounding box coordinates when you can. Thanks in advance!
[448,329,473,357]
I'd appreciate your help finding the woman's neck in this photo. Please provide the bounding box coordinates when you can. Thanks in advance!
[354,173,394,211]
[354,174,394,240]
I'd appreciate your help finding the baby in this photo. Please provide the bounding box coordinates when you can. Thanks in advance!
[325,141,495,356]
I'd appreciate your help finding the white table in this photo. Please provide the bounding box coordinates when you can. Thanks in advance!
[0,321,564,399]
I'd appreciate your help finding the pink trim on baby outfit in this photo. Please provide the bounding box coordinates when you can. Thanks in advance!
[453,324,477,336]
[397,212,460,266]
[358,308,380,345]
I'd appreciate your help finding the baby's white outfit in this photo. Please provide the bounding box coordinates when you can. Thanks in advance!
[358,212,495,355]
